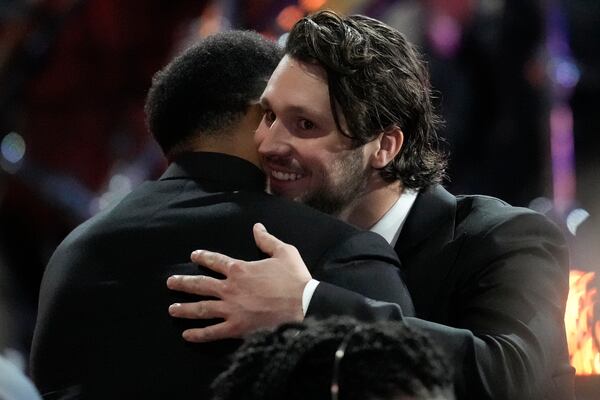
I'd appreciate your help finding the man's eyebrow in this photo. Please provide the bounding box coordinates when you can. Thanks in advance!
[259,97,324,118]
[286,104,323,117]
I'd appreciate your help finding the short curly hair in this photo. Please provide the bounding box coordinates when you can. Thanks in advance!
[145,30,282,156]
[211,317,455,400]
[285,10,447,189]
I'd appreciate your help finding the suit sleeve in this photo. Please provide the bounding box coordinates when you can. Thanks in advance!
[30,232,94,394]
[306,213,573,400]
[419,212,573,400]
[306,231,415,319]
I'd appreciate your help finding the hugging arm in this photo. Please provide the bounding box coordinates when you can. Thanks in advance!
[411,214,573,399]
[167,224,412,342]
[168,214,573,399]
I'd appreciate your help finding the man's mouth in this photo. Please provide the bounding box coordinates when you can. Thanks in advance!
[270,169,305,182]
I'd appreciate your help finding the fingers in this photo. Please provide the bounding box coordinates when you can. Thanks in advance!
[253,222,291,256]
[190,250,238,275]
[168,300,227,320]
[167,274,223,297]
[182,321,241,343]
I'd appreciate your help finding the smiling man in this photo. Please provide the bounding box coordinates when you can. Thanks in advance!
[30,30,413,399]
[257,56,385,220]
[258,58,373,217]
[168,10,575,400]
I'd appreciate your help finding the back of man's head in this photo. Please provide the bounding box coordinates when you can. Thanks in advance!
[145,30,282,158]
[285,10,446,190]
[212,317,455,400]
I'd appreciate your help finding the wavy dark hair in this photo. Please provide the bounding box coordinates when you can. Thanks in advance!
[211,317,454,400]
[285,10,447,189]
[145,30,282,157]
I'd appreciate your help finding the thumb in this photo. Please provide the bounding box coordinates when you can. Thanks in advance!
[253,222,284,256]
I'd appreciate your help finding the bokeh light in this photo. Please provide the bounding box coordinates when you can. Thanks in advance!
[529,197,554,215]
[299,0,327,12]
[567,208,590,236]
[277,5,305,31]
[1,131,26,164]
[554,60,581,89]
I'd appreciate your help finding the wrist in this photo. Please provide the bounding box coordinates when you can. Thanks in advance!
[301,279,320,316]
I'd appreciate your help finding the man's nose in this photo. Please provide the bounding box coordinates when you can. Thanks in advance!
[257,119,292,157]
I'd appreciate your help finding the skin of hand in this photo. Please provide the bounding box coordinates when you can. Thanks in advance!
[166,223,312,343]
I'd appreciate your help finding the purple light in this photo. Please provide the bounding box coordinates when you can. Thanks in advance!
[428,14,462,59]
[546,0,578,215]
[550,106,575,214]
[554,60,580,89]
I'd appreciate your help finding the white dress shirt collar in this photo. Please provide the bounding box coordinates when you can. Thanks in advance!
[302,188,419,316]
[369,189,418,246]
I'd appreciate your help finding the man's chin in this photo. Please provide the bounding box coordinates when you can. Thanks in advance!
[268,186,345,216]
[303,193,347,217]
[266,180,304,202]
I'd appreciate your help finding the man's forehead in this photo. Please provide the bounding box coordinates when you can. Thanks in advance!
[260,55,330,111]
[269,55,328,88]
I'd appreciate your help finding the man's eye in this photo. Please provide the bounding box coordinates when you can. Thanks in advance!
[299,119,315,130]
[264,110,276,125]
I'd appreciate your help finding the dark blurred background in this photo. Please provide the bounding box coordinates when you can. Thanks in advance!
[0,0,598,392]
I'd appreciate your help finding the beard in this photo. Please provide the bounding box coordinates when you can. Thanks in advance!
[301,148,369,217]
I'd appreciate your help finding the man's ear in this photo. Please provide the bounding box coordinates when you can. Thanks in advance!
[369,126,404,169]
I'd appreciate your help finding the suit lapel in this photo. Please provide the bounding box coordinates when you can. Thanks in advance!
[395,184,456,259]
[394,185,458,317]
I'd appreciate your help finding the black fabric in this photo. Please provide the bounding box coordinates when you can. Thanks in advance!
[309,184,574,400]
[30,152,413,399]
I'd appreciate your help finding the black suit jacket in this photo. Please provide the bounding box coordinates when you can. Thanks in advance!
[31,152,413,399]
[309,185,574,400]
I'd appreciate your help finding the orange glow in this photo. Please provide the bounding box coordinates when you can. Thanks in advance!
[276,5,305,31]
[299,0,327,12]
[197,2,224,38]
[565,269,600,375]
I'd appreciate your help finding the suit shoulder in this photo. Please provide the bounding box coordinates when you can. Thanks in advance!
[236,191,360,236]
[45,181,166,272]
[60,178,185,242]
[455,194,563,240]
[229,192,371,267]
[322,230,399,262]
[452,194,568,273]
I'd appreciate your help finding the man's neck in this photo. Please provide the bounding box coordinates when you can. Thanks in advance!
[338,180,403,230]
[170,128,261,168]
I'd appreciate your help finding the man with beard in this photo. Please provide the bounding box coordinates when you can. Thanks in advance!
[31,30,413,399]
[167,10,574,400]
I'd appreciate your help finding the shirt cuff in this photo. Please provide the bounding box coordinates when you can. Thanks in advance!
[302,279,320,316]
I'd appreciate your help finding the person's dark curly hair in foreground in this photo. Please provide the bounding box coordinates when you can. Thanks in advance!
[212,317,455,400]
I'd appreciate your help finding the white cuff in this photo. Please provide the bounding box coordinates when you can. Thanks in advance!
[302,279,320,316]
